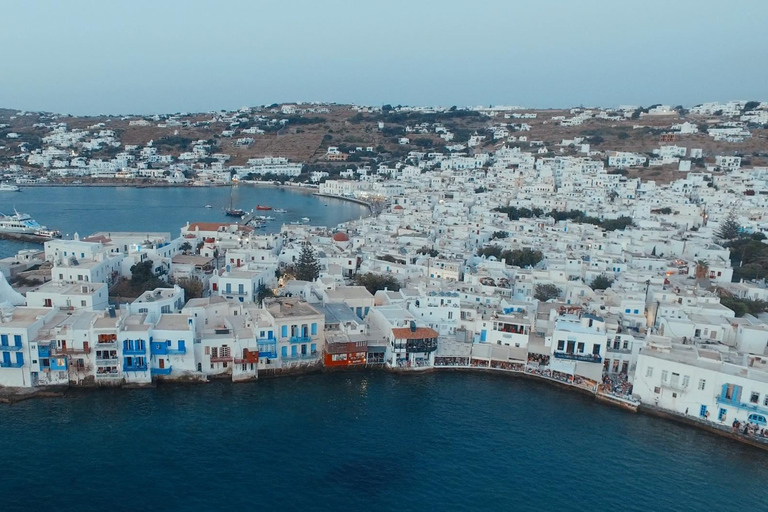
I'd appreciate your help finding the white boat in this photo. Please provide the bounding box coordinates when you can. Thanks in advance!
[301,217,310,222]
[274,208,288,213]
[205,204,212,209]
[0,183,20,192]
[0,210,61,238]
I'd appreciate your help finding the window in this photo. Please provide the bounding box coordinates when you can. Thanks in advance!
[557,340,565,351]
[661,370,669,383]
[751,392,760,404]
[624,309,631,314]
[764,396,768,407]
[622,340,629,350]
[592,344,601,355]
[682,375,690,388]
[698,379,706,390]
[577,342,585,353]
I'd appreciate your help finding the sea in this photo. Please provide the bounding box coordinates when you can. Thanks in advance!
[2,186,768,511]
[1,372,767,511]
[0,185,369,258]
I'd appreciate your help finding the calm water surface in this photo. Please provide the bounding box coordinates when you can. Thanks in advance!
[0,185,368,258]
[1,372,766,512]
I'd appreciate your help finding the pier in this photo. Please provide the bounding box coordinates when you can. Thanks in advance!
[0,232,52,244]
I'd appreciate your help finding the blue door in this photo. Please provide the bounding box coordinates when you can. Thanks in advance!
[699,405,707,419]
[178,340,186,352]
[480,330,487,342]
[291,345,297,356]
[281,346,287,358]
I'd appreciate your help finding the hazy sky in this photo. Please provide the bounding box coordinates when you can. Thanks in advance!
[1,0,766,115]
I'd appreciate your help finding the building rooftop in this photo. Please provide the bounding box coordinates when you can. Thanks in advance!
[264,297,321,318]
[392,327,439,340]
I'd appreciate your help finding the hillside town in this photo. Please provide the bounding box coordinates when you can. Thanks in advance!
[2,100,768,446]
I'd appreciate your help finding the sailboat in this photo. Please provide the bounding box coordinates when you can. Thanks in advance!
[223,186,245,217]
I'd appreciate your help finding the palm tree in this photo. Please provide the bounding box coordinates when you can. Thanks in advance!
[695,260,709,280]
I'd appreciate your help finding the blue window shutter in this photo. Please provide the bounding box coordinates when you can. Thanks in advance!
[291,345,297,356]
[281,346,287,358]
[281,325,288,338]
[480,330,487,342]
[311,323,317,335]
[179,340,185,351]
[0,334,6,345]
[311,343,316,354]
[16,353,23,366]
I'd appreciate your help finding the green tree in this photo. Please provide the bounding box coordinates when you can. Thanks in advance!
[353,272,401,295]
[256,283,275,305]
[180,242,192,254]
[590,274,614,290]
[491,231,509,240]
[295,243,321,282]
[716,210,741,241]
[534,284,561,302]
[175,277,204,299]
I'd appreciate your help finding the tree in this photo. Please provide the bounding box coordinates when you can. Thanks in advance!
[491,231,509,240]
[180,242,192,254]
[256,283,275,305]
[534,284,560,302]
[716,210,741,241]
[590,275,614,291]
[695,260,709,280]
[295,243,321,282]
[743,101,760,112]
[175,277,204,299]
[354,272,401,295]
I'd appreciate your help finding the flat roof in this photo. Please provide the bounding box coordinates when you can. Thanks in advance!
[325,286,374,301]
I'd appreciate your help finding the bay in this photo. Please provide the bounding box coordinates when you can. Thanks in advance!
[1,372,766,511]
[0,185,369,258]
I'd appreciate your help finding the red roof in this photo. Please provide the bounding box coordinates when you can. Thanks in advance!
[392,327,438,340]
[82,235,112,243]
[332,232,350,242]
[393,205,404,210]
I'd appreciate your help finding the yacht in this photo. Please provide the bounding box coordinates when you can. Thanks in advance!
[0,210,61,238]
[0,183,20,192]
[274,208,288,213]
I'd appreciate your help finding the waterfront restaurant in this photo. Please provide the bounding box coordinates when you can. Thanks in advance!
[392,324,439,368]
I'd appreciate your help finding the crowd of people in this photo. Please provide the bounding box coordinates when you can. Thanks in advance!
[600,373,634,399]
[527,353,550,366]
[434,357,470,367]
[731,419,768,441]
[490,361,525,372]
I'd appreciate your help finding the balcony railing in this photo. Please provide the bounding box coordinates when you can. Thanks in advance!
[96,357,119,365]
[96,372,121,379]
[210,356,233,363]
[122,364,148,372]
[123,348,147,356]
[60,347,92,355]
[97,341,118,348]
[553,351,603,363]
[289,336,312,344]
[0,361,24,368]
[716,395,768,416]
[0,344,23,352]
[167,347,187,355]
[606,346,631,354]
[150,345,168,355]
[150,367,172,376]
[259,350,278,359]
[283,351,318,361]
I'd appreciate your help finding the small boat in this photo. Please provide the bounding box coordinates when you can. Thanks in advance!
[205,204,212,209]
[301,217,310,222]
[256,205,273,211]
[274,208,287,213]
[0,183,20,192]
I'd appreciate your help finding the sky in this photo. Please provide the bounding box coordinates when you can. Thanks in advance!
[1,0,766,115]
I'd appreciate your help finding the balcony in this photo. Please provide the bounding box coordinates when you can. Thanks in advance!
[60,347,92,355]
[210,356,233,363]
[123,348,147,356]
[289,336,312,344]
[282,351,318,361]
[0,343,23,352]
[150,343,168,356]
[96,371,121,379]
[716,395,768,416]
[606,346,631,354]
[123,364,148,372]
[554,351,603,363]
[0,361,24,368]
[167,346,187,355]
[150,366,173,376]
[405,339,438,353]
[96,357,119,365]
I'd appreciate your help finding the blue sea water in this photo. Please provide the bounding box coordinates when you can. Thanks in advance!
[0,185,368,258]
[1,372,767,512]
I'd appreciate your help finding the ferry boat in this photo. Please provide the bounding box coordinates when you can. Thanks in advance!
[0,211,61,238]
[256,205,273,211]
[0,183,20,192]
